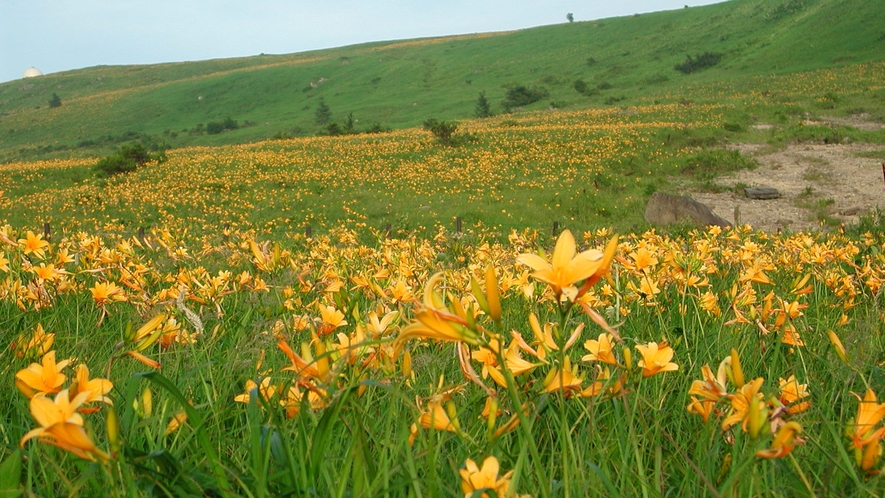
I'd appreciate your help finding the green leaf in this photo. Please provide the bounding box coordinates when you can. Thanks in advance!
[0,450,23,498]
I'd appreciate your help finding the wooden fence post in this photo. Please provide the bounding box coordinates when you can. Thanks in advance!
[456,216,462,233]
[222,223,230,243]
[138,227,145,243]
[43,222,51,242]
[305,225,312,239]
[385,223,391,239]
[552,221,559,237]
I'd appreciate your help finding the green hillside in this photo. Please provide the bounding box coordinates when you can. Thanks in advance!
[1,0,883,161]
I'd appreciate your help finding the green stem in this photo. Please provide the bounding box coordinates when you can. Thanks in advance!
[495,346,550,498]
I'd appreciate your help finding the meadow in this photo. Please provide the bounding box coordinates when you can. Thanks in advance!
[3,218,885,497]
[2,4,885,494]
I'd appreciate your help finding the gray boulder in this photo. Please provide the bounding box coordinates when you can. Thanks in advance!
[644,192,732,228]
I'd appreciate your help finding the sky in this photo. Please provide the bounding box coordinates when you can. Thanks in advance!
[0,0,725,84]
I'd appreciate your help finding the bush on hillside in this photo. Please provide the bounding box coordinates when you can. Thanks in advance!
[573,79,598,96]
[207,117,239,135]
[675,52,723,74]
[94,143,166,176]
[48,93,62,108]
[423,118,458,146]
[501,85,549,112]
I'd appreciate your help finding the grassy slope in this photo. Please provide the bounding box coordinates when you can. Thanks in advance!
[1,0,883,161]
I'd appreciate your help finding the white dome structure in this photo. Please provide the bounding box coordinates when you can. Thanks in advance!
[23,67,43,78]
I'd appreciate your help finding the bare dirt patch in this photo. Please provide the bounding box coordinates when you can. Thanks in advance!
[689,141,885,232]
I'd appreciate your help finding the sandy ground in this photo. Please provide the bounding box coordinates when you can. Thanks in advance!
[687,118,885,232]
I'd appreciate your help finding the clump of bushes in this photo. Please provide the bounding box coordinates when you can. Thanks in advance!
[573,79,596,96]
[675,52,723,74]
[501,85,549,112]
[206,117,239,135]
[94,143,166,176]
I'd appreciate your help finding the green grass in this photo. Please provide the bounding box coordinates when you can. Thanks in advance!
[3,225,885,496]
[1,0,884,162]
[2,1,885,495]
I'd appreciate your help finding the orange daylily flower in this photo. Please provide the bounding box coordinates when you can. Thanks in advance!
[849,389,885,449]
[20,390,109,462]
[233,377,278,403]
[517,230,616,301]
[722,377,765,432]
[317,303,347,336]
[18,231,50,259]
[459,456,529,498]
[398,273,480,345]
[778,375,810,414]
[543,356,583,394]
[16,350,71,397]
[69,364,114,409]
[90,281,127,306]
[12,323,55,359]
[687,396,717,423]
[756,422,803,459]
[582,332,618,366]
[635,341,678,377]
[418,400,460,433]
[688,363,728,403]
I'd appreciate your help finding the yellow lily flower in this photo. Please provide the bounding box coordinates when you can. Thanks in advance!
[756,422,803,459]
[635,341,679,378]
[517,230,616,301]
[20,390,109,462]
[69,364,114,409]
[18,231,50,259]
[688,363,728,402]
[778,375,810,414]
[459,456,529,498]
[849,389,885,449]
[12,323,55,359]
[15,350,71,397]
[543,356,583,394]
[722,377,765,432]
[398,273,480,345]
[582,332,618,366]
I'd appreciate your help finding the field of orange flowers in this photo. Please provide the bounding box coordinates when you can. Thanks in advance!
[3,61,885,496]
[0,102,726,238]
[3,219,885,496]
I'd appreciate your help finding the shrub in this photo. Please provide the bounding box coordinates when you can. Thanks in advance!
[94,143,165,176]
[423,118,458,146]
[501,85,549,112]
[206,118,239,135]
[675,52,723,74]
[206,122,225,135]
[48,93,62,108]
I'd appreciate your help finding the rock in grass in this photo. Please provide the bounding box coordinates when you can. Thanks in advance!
[644,192,732,228]
[744,186,780,199]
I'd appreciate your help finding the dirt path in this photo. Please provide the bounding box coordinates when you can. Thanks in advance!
[688,135,885,233]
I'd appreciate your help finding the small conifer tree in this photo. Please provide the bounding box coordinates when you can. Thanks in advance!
[315,97,332,125]
[474,92,493,118]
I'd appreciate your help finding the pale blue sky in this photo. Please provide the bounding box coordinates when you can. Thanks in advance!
[0,0,724,83]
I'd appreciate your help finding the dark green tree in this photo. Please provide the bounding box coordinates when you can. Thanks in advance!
[567,13,574,22]
[48,93,62,108]
[474,91,493,118]
[315,97,332,125]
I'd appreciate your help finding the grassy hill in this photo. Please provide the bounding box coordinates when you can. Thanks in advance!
[1,0,883,162]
